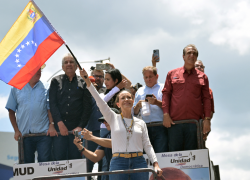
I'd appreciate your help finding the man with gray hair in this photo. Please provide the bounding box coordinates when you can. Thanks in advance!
[49,53,92,160]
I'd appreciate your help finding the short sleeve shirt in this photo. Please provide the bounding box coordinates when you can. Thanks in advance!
[5,81,49,135]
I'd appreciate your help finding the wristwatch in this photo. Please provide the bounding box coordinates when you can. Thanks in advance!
[79,147,85,152]
[49,122,54,125]
[204,117,211,121]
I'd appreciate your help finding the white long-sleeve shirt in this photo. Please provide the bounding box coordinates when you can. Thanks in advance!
[88,84,157,164]
[100,86,120,128]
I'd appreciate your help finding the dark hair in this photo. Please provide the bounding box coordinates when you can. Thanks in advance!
[104,69,123,108]
[105,68,122,92]
[183,44,199,56]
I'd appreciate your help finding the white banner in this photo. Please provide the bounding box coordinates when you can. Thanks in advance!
[144,149,211,180]
[13,159,87,180]
[0,132,18,167]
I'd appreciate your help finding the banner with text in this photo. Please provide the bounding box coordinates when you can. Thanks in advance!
[13,159,86,180]
[144,149,212,180]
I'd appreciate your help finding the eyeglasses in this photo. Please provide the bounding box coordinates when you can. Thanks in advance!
[195,65,205,69]
[93,75,104,79]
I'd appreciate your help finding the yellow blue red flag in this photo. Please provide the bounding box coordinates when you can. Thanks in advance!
[0,0,64,89]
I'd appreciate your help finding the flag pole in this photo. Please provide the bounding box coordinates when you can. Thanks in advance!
[31,1,82,70]
[65,44,82,70]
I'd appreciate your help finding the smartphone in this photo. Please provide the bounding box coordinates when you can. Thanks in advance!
[145,94,153,102]
[153,49,160,62]
[74,130,83,139]
[96,64,110,70]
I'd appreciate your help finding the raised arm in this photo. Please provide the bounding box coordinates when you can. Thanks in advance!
[82,128,112,148]
[79,68,116,124]
[73,137,105,163]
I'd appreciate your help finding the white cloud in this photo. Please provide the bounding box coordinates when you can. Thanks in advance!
[207,131,250,180]
[160,0,250,55]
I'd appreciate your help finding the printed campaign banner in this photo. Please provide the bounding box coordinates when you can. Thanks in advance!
[144,149,212,180]
[0,132,18,180]
[13,159,87,180]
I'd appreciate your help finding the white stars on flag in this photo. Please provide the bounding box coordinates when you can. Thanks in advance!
[14,40,38,68]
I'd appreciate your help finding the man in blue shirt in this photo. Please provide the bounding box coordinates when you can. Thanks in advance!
[6,68,57,163]
[133,66,168,153]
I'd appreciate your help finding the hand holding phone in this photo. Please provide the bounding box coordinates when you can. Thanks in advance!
[74,130,83,139]
[153,49,160,62]
[145,94,153,102]
[96,64,111,70]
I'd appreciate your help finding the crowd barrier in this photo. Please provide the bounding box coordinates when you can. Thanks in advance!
[17,119,208,179]
[32,168,161,180]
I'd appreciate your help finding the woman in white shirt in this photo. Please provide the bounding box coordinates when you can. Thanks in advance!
[80,68,162,180]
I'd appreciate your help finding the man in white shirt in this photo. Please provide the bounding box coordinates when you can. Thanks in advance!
[133,66,168,153]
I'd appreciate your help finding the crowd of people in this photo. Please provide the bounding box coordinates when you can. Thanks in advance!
[6,44,214,180]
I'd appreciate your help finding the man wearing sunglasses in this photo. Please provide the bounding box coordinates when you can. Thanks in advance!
[91,69,106,94]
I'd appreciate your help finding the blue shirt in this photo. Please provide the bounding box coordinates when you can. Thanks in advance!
[133,82,164,123]
[85,97,103,131]
[5,81,50,135]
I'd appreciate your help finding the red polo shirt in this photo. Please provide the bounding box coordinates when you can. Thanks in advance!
[210,88,215,113]
[162,66,211,121]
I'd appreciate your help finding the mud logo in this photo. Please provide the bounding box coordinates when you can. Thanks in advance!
[13,167,34,176]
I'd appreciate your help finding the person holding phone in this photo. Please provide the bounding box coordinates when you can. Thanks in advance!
[74,110,117,180]
[79,68,162,180]
[133,65,168,153]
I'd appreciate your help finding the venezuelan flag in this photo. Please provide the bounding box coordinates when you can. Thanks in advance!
[0,0,64,89]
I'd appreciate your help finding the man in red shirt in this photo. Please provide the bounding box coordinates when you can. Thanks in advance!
[195,60,215,140]
[162,44,211,151]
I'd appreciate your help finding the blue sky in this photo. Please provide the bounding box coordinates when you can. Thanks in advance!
[1,0,250,179]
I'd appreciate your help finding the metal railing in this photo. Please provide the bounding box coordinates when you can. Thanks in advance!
[147,119,205,149]
[18,119,205,164]
[32,168,162,180]
[18,131,86,164]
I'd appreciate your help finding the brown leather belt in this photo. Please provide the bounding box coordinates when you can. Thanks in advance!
[112,152,143,158]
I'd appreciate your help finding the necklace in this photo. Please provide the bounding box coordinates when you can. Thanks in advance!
[121,113,134,151]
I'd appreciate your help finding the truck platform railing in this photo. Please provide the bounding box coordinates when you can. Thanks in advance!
[32,168,162,180]
[18,119,205,164]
